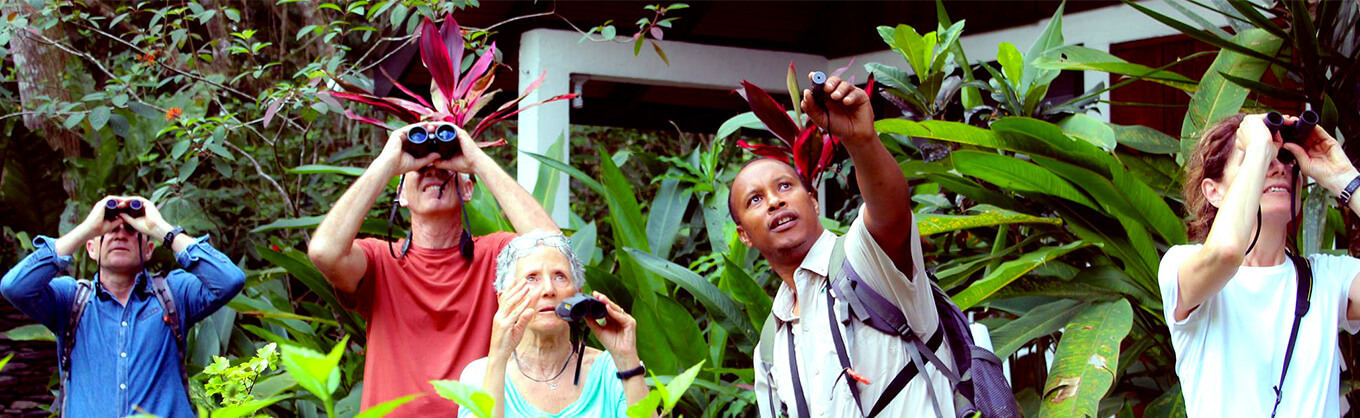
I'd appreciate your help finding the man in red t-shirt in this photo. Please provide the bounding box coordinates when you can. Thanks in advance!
[308,122,559,416]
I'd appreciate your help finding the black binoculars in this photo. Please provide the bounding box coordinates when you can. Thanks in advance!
[556,294,606,322]
[403,123,461,159]
[1265,110,1319,164]
[104,199,144,221]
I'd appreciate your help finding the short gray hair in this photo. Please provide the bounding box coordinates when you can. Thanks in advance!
[493,230,586,292]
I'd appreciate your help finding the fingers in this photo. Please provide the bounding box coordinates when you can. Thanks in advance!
[1281,143,1309,166]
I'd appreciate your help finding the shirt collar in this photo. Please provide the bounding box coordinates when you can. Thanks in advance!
[770,229,838,322]
[94,271,154,300]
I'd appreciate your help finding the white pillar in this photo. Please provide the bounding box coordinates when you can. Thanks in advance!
[1084,42,1112,122]
[517,30,573,226]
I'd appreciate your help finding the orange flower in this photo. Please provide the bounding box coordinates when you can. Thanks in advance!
[165,107,181,121]
[140,50,157,65]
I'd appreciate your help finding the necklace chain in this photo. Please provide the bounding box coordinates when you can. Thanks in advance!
[512,344,575,388]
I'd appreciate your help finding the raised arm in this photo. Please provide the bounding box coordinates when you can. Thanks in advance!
[1175,115,1278,321]
[803,74,916,273]
[435,127,561,234]
[1277,121,1360,321]
[119,196,246,323]
[309,125,440,294]
[2,197,121,329]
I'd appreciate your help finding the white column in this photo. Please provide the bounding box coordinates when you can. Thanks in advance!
[517,30,573,226]
[1084,42,1112,122]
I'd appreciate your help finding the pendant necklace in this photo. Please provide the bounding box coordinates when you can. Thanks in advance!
[513,344,575,390]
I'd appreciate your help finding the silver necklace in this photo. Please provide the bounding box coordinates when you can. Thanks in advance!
[512,345,575,390]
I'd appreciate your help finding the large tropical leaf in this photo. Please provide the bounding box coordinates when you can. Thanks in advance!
[736,81,800,145]
[988,299,1087,358]
[626,248,757,351]
[951,241,1087,309]
[645,178,693,260]
[1039,299,1134,417]
[1032,45,1198,91]
[1179,29,1285,140]
[915,206,1062,236]
[951,150,1099,211]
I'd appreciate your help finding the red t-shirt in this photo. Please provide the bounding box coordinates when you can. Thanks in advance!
[348,232,515,416]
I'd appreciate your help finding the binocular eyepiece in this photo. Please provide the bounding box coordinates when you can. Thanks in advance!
[104,199,144,221]
[403,123,461,159]
[555,294,606,322]
[1265,110,1319,164]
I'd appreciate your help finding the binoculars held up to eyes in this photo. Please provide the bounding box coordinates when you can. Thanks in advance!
[556,294,606,322]
[403,123,461,159]
[104,199,144,221]
[1265,110,1319,164]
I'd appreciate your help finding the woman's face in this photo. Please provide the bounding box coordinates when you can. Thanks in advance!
[1209,135,1300,224]
[511,246,579,333]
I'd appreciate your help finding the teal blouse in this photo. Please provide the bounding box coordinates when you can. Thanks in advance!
[457,351,628,418]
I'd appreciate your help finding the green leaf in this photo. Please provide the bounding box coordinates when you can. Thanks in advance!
[951,151,1099,211]
[664,360,707,409]
[1032,45,1198,91]
[892,24,930,76]
[645,179,692,259]
[1039,299,1134,417]
[432,380,494,418]
[915,206,1062,236]
[0,353,12,372]
[1022,1,1064,89]
[951,241,1087,309]
[2,324,55,341]
[997,42,1024,86]
[1111,124,1179,154]
[210,396,285,418]
[1056,113,1116,151]
[1179,28,1285,140]
[989,299,1087,358]
[64,112,85,129]
[280,335,349,406]
[786,63,803,124]
[625,248,757,352]
[721,255,772,330]
[1144,383,1187,418]
[89,106,111,130]
[626,390,664,418]
[178,156,200,184]
[524,152,606,196]
[600,25,617,41]
[289,164,367,177]
[355,394,423,418]
[256,246,365,336]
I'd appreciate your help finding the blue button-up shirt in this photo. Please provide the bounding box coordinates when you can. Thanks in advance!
[1,235,246,418]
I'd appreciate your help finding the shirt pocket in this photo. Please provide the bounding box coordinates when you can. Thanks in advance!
[136,303,165,324]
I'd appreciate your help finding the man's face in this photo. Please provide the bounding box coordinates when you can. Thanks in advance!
[85,222,154,272]
[729,160,823,258]
[400,167,471,215]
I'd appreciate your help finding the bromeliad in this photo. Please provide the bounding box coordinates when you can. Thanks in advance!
[329,13,576,145]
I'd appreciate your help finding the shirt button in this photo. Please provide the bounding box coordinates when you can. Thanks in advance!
[120,352,127,358]
[119,384,126,390]
[121,321,127,327]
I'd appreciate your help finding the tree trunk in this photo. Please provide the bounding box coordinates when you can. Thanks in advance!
[7,3,83,161]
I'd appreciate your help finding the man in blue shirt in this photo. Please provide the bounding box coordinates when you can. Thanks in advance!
[1,196,245,417]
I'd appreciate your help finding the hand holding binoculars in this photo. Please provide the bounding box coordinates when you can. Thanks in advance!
[103,199,144,221]
[1265,110,1319,164]
[402,123,462,159]
[556,294,606,322]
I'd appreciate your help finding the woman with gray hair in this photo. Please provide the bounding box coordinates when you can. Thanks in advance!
[458,230,651,418]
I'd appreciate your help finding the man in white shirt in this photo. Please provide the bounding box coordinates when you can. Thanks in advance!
[730,74,954,418]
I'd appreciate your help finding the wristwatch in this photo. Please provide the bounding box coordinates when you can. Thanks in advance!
[163,226,186,248]
[1340,175,1360,207]
[616,362,646,380]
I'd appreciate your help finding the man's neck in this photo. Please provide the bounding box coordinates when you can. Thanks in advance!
[409,212,464,250]
[99,268,138,305]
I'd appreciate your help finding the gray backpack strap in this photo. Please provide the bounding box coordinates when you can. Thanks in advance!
[58,280,95,416]
[148,273,189,394]
[758,311,781,417]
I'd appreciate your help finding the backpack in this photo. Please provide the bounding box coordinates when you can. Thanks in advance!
[55,274,186,416]
[757,235,1020,418]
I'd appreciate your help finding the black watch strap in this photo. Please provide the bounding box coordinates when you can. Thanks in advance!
[616,362,646,380]
[1340,175,1360,207]
[163,226,186,248]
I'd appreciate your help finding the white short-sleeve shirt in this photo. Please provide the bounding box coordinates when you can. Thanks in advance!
[1159,244,1360,417]
[754,210,954,418]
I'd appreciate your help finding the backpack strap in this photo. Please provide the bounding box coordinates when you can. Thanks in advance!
[758,312,784,418]
[823,236,870,415]
[1270,253,1313,418]
[57,280,95,415]
[148,273,190,395]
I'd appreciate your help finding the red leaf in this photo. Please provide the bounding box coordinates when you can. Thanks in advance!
[328,91,425,123]
[460,73,498,125]
[440,12,464,82]
[471,93,577,139]
[650,26,664,40]
[263,99,281,127]
[791,127,823,185]
[462,89,501,126]
[738,81,800,147]
[475,138,508,148]
[830,57,856,79]
[456,41,497,98]
[380,66,434,109]
[343,109,395,130]
[419,17,458,110]
[736,139,792,161]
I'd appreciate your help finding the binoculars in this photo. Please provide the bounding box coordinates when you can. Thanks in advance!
[403,123,461,159]
[556,294,606,322]
[104,199,144,221]
[1265,110,1319,164]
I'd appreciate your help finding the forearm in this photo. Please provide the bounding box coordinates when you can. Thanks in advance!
[842,130,916,270]
[471,152,560,234]
[1,237,72,326]
[311,162,394,261]
[483,356,510,418]
[53,223,97,256]
[612,352,651,415]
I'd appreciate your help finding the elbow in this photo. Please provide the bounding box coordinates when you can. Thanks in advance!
[1203,241,1246,267]
[0,274,15,302]
[224,266,247,297]
[307,239,339,270]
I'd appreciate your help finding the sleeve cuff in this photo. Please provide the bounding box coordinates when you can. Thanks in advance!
[31,236,72,271]
[174,234,228,267]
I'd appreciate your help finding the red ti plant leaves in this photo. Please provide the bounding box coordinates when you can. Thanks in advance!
[737,81,800,147]
[736,139,792,160]
[456,41,498,99]
[419,16,458,113]
[379,66,434,109]
[326,91,425,123]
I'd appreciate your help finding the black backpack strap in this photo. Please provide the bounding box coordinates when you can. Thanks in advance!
[57,280,95,415]
[758,312,787,418]
[1271,253,1313,418]
[149,273,190,394]
[786,325,812,418]
[823,235,869,415]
